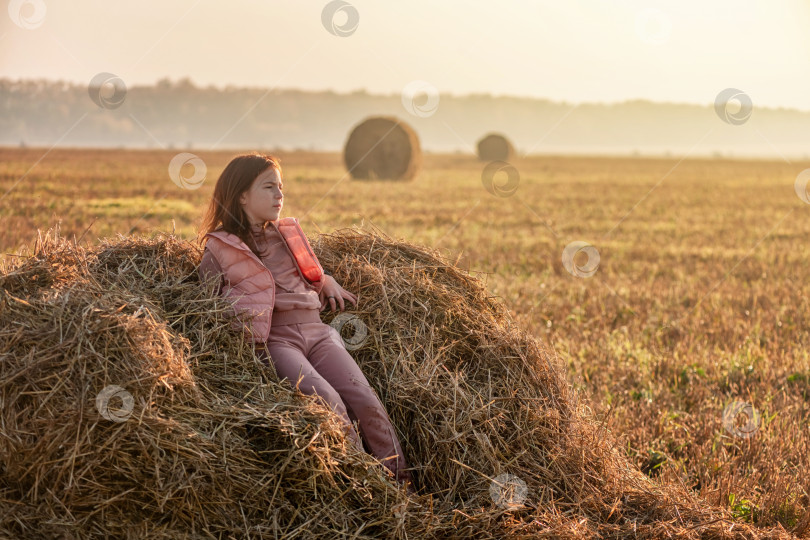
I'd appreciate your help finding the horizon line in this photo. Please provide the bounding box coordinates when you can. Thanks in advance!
[2,144,807,164]
[2,76,808,115]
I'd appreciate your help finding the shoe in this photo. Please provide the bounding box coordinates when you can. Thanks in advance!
[398,477,417,496]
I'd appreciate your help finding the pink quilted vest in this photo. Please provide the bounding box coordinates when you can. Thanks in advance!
[203,217,325,343]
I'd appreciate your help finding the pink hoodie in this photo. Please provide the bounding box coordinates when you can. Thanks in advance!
[199,219,327,343]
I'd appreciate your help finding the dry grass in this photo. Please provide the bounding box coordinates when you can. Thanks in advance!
[0,224,796,538]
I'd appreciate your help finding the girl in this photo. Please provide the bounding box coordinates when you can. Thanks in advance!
[196,152,416,495]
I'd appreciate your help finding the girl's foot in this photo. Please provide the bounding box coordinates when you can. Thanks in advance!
[397,475,417,495]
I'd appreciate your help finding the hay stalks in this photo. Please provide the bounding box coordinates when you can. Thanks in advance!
[0,225,794,539]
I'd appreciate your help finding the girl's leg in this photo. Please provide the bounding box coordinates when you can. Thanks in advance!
[342,402,368,453]
[255,336,364,453]
[303,323,415,488]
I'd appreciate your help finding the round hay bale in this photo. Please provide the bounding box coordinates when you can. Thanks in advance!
[0,226,792,539]
[343,116,422,180]
[476,133,515,161]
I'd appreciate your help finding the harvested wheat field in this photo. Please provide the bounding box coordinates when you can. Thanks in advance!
[0,224,797,539]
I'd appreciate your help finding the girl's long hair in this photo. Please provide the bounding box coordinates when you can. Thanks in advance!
[197,152,282,259]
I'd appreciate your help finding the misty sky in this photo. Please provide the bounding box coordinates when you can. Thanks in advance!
[2,0,809,110]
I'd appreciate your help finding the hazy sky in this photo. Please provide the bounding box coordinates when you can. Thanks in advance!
[2,0,810,110]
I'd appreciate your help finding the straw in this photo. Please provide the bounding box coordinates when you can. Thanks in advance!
[0,225,793,538]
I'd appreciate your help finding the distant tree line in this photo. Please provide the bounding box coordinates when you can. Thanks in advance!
[1,77,807,157]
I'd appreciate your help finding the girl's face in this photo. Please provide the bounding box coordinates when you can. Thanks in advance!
[239,166,283,226]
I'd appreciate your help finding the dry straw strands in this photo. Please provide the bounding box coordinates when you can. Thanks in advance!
[0,225,794,539]
[343,116,422,180]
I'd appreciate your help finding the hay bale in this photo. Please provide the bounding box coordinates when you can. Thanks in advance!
[476,133,515,161]
[0,226,791,539]
[343,116,422,180]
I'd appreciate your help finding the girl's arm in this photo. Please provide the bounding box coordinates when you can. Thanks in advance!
[314,268,332,294]
[318,273,358,312]
[199,247,225,296]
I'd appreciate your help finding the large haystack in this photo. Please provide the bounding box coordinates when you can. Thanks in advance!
[0,226,794,539]
[343,116,422,180]
[477,133,515,161]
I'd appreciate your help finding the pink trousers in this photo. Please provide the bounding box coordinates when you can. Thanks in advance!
[255,309,414,490]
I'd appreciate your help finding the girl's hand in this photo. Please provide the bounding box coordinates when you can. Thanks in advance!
[318,275,358,312]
